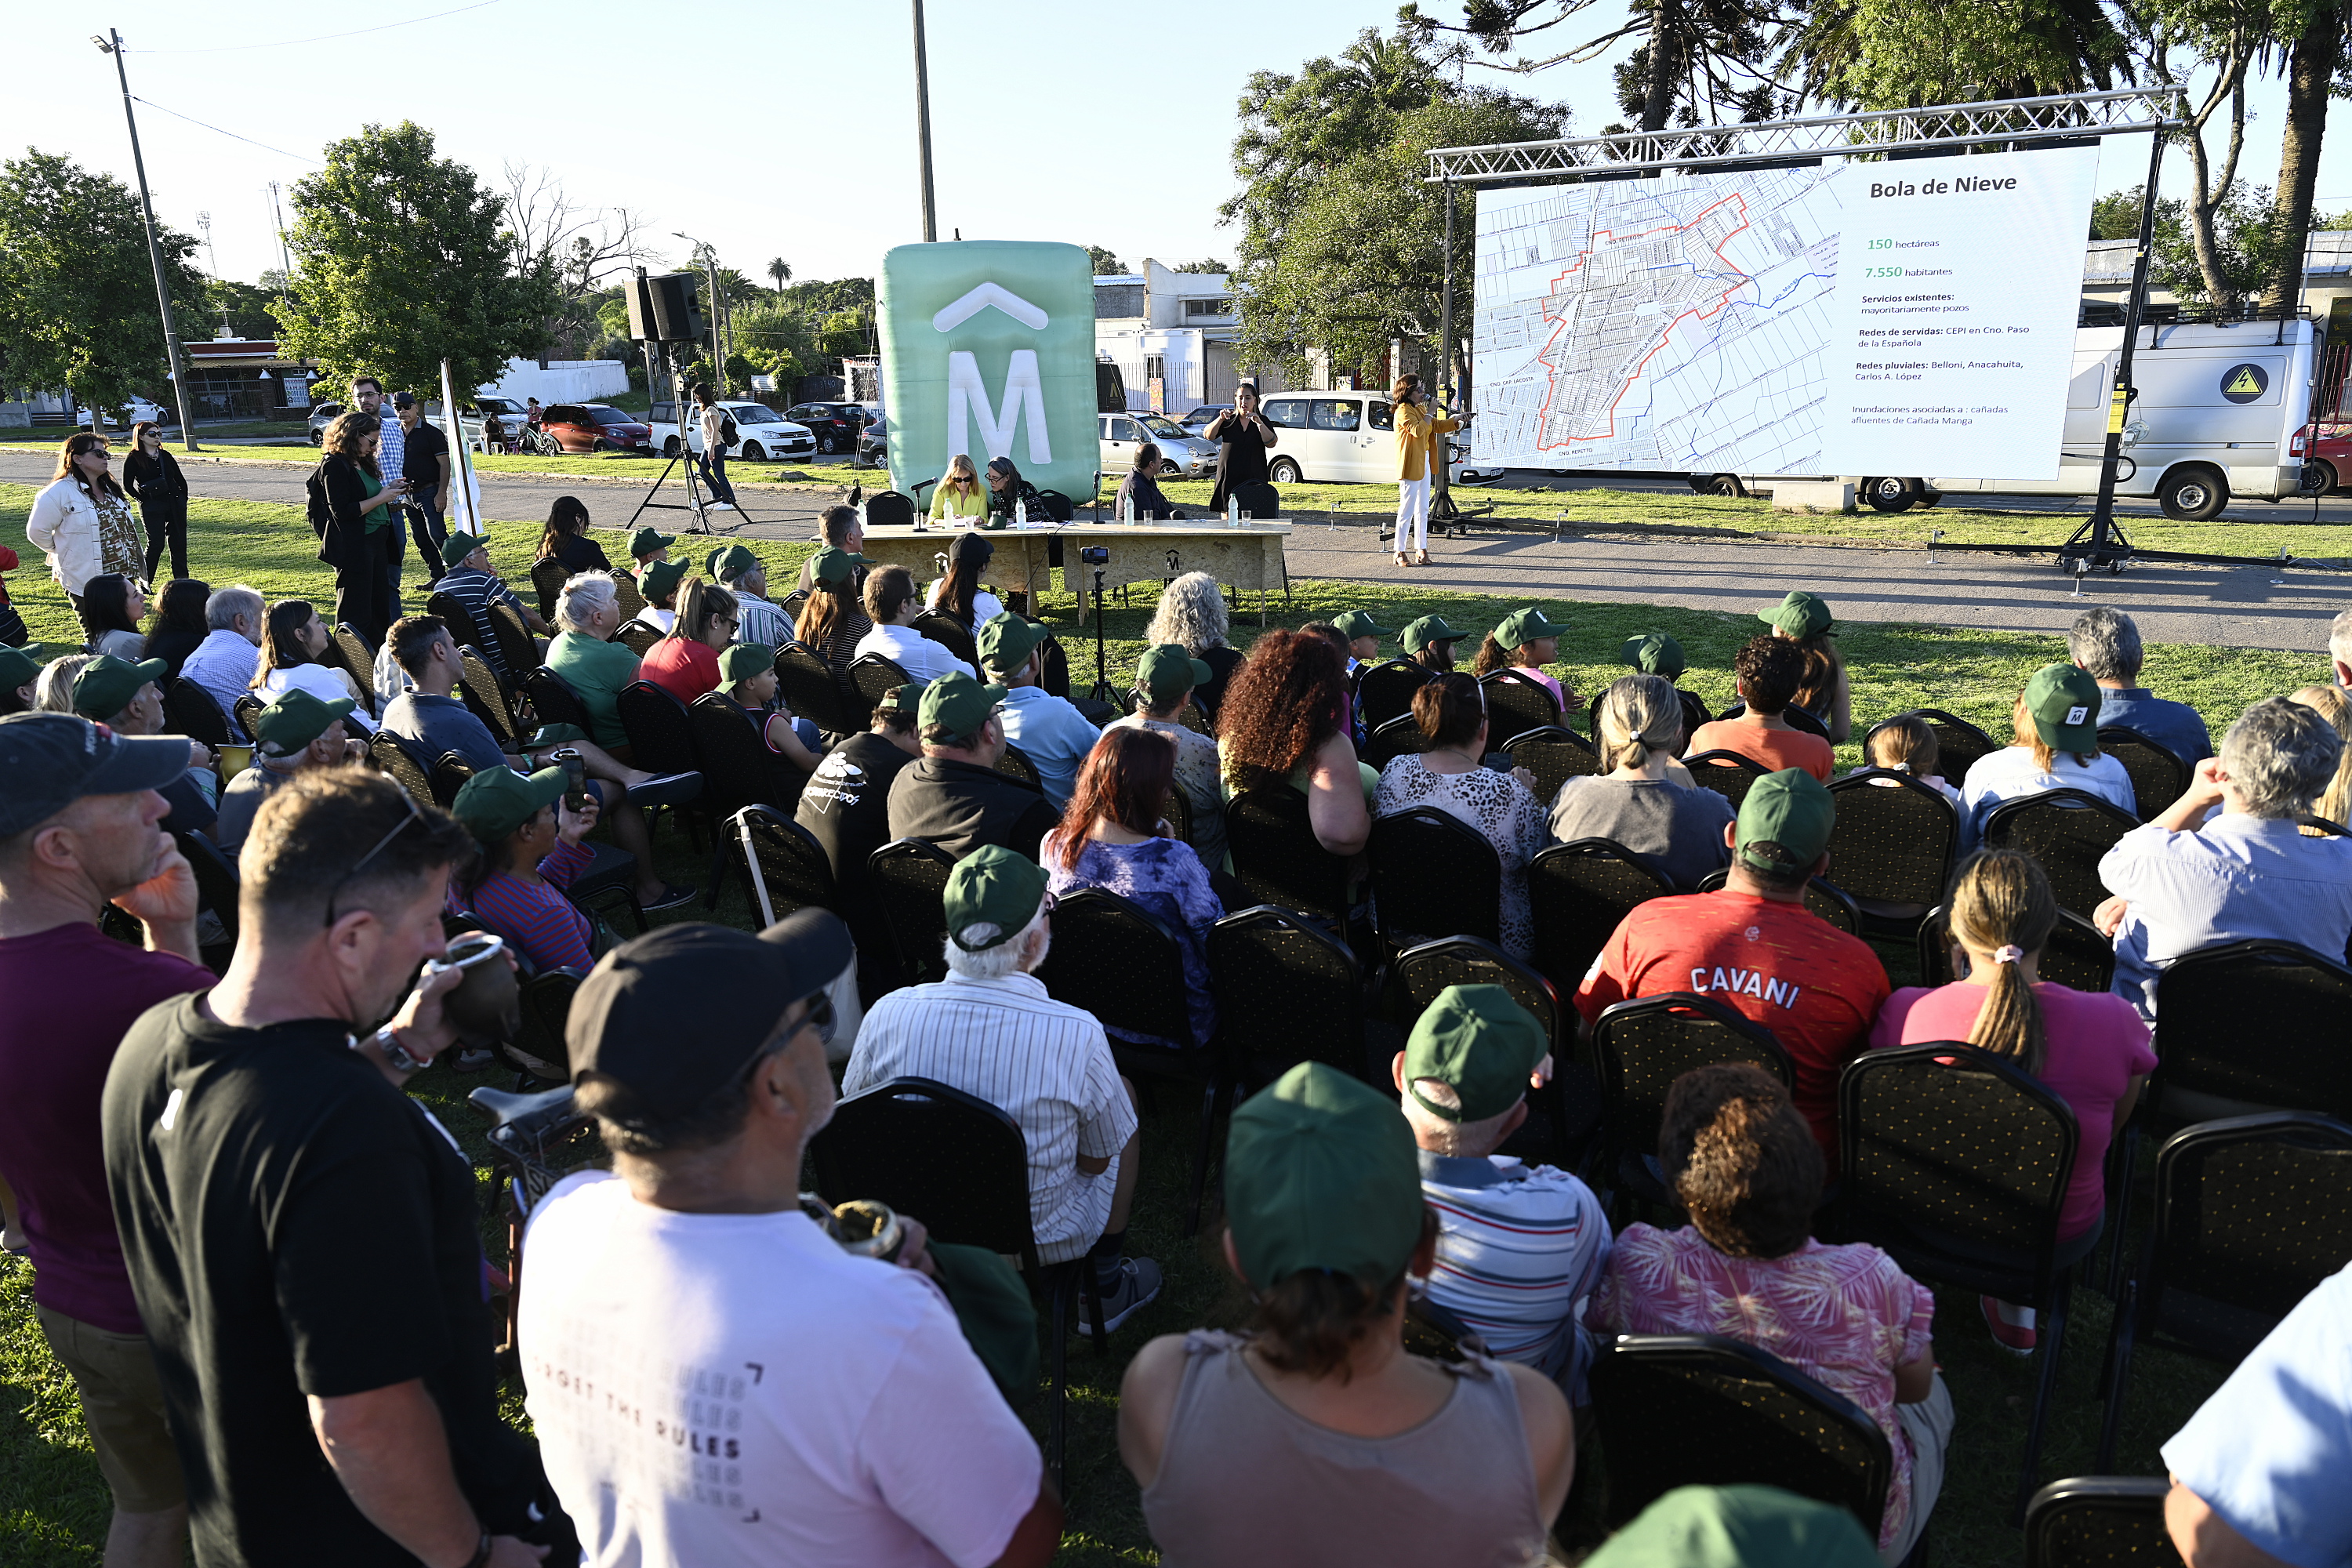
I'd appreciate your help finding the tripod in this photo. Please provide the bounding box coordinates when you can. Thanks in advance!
[1086,564,1119,709]
[621,350,744,538]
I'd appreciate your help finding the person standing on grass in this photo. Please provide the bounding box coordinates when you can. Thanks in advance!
[0,713,213,1568]
[309,412,408,646]
[29,431,143,608]
[101,769,574,1568]
[350,377,411,611]
[394,393,452,588]
[693,382,739,510]
[121,422,189,585]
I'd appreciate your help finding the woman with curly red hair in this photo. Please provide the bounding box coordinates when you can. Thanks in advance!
[1215,627,1371,858]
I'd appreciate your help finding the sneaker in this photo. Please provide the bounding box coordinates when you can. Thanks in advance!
[641,883,698,913]
[707,502,737,512]
[1077,1257,1163,1336]
[1980,1294,2036,1356]
[452,1047,495,1073]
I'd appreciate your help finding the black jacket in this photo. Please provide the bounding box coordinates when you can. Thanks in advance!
[307,453,379,570]
[884,755,1060,863]
[122,448,187,511]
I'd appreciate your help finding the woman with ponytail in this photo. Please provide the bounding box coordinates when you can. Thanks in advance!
[1868,848,2154,1355]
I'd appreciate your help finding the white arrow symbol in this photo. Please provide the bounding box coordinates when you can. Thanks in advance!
[931,281,1050,332]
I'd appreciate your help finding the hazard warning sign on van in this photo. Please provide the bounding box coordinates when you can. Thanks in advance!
[2221,363,2270,403]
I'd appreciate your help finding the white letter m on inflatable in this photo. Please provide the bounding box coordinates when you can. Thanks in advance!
[946,349,1051,466]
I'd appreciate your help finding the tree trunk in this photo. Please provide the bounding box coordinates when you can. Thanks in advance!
[1640,0,1681,132]
[2267,1,2348,311]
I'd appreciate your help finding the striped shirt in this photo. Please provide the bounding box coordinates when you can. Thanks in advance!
[449,837,594,975]
[844,971,1137,1265]
[433,566,529,676]
[732,589,794,653]
[1417,1151,1611,1396]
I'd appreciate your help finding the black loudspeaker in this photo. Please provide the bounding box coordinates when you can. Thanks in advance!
[622,268,659,342]
[634,271,705,343]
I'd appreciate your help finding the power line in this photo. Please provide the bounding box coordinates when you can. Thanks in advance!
[129,97,320,165]
[130,0,505,54]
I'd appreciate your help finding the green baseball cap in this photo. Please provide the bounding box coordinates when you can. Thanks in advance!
[1400,615,1466,655]
[710,544,761,582]
[640,558,688,602]
[1495,607,1568,650]
[0,644,38,691]
[1759,590,1835,639]
[69,655,167,720]
[452,764,568,842]
[1619,631,1686,679]
[808,545,873,586]
[919,669,1007,741]
[1735,768,1835,877]
[943,844,1050,950]
[874,681,926,717]
[717,643,773,686]
[1401,985,1551,1123]
[252,687,356,758]
[627,526,674,561]
[977,612,1050,675]
[2024,661,2103,753]
[1581,1486,1881,1568]
[1333,610,1392,642]
[441,531,488,568]
[1226,1062,1426,1289]
[1136,644,1212,702]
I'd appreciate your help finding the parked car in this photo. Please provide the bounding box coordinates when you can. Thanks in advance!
[1100,412,1218,478]
[644,399,816,462]
[782,401,873,453]
[1180,405,1229,434]
[2291,419,2349,492]
[1252,390,1497,485]
[307,401,346,445]
[857,416,887,471]
[536,403,655,455]
[100,397,174,430]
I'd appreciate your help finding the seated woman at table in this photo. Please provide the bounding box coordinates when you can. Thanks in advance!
[929,452,989,524]
[983,455,1044,526]
[1115,444,1185,521]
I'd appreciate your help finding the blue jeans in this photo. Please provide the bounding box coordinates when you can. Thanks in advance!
[699,451,737,506]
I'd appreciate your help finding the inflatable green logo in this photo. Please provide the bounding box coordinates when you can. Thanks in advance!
[878,241,1099,503]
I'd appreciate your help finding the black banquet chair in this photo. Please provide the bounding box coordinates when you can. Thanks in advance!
[1590,991,1791,1211]
[1694,867,1862,935]
[1367,806,1502,950]
[1479,668,1563,746]
[2095,1111,2352,1470]
[162,677,231,747]
[521,665,593,735]
[1208,905,1365,1089]
[1361,713,1429,773]
[730,804,837,927]
[1682,749,1769,811]
[426,590,484,650]
[996,742,1044,793]
[1384,935,1594,1173]
[848,652,913,718]
[1590,1334,1892,1541]
[2148,939,2352,1126]
[1980,788,2140,920]
[2099,727,2190,823]
[868,837,958,989]
[2023,1477,2180,1568]
[1526,838,1675,1001]
[1824,771,1960,935]
[1225,786,1352,927]
[1915,904,2114,994]
[775,644,865,736]
[1354,658,1432,734]
[1503,726,1602,807]
[616,678,702,779]
[458,647,521,749]
[1915,707,1998,782]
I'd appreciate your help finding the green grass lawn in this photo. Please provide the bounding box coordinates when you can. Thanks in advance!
[0,483,2317,1565]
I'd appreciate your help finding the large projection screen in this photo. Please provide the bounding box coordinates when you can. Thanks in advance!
[1468,144,2099,480]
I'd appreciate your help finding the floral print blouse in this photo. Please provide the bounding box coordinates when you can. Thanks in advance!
[1373,754,1548,960]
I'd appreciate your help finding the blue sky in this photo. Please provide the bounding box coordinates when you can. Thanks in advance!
[10,1,2349,301]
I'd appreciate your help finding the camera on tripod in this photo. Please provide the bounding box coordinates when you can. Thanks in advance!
[1079,546,1110,564]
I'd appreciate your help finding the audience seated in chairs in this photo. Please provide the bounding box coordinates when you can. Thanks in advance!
[1552,673,1734,891]
[382,615,685,913]
[521,913,1062,1567]
[249,597,378,734]
[0,712,216,1568]
[1588,1062,1951,1562]
[707,543,794,652]
[1119,1061,1575,1563]
[448,764,601,991]
[1395,984,1611,1400]
[535,495,611,577]
[797,684,925,1000]
[637,579,737,706]
[982,613,1100,807]
[1958,662,2136,848]
[434,534,550,680]
[2161,1261,2352,1568]
[174,584,266,739]
[1401,613,1468,675]
[795,546,877,688]
[213,689,359,855]
[1576,769,1890,1172]
[140,577,212,680]
[2293,684,2352,833]
[1374,673,1548,960]
[2070,607,2211,765]
[1871,849,2152,1354]
[1471,607,1579,711]
[544,572,643,755]
[885,671,1062,862]
[1760,590,1852,742]
[1218,626,1372,858]
[1688,636,1834,783]
[1861,714,1962,806]
[716,643,823,780]
[843,846,1160,1329]
[1107,644,1228,873]
[857,564,976,686]
[1143,572,1245,722]
[627,559,684,636]
[69,655,218,837]
[2096,695,2352,1018]
[1043,726,1221,1048]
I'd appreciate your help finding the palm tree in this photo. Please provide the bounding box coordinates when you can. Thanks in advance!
[768,256,792,296]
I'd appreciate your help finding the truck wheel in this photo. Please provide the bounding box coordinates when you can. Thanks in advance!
[1865,475,1917,513]
[2158,466,2228,521]
[1268,456,1303,484]
[1699,473,1744,498]
[664,437,681,459]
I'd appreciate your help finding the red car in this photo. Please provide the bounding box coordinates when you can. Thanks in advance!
[538,402,655,455]
[2291,420,2350,492]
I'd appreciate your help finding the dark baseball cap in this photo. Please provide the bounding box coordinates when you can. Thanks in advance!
[1225,1062,1426,1288]
[1401,984,1550,1123]
[568,912,855,1121]
[1137,644,1210,702]
[1333,610,1392,641]
[977,612,1050,675]
[0,712,193,837]
[0,644,40,691]
[391,390,416,408]
[1735,768,1835,876]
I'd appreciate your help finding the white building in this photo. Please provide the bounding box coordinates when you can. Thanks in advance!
[1094,260,1290,413]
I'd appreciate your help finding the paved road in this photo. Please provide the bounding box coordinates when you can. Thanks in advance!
[6,448,2343,652]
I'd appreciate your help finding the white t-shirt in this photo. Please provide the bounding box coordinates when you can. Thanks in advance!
[520,1172,1041,1568]
[854,622,977,686]
[1958,744,2136,847]
[924,581,1005,627]
[256,661,379,733]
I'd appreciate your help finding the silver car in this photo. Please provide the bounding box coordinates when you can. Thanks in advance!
[1101,412,1218,478]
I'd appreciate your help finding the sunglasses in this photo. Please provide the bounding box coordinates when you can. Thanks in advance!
[323,779,425,927]
[796,989,837,1048]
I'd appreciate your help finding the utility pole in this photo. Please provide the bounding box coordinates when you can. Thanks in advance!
[674,232,727,392]
[96,29,200,451]
[911,0,938,241]
[267,182,295,298]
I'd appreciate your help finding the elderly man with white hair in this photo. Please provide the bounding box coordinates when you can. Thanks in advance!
[841,846,1160,1330]
[2096,695,2352,1018]
[543,572,643,757]
[176,585,266,739]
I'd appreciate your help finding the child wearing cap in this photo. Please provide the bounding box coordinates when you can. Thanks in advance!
[1472,607,1577,710]
[629,559,686,634]
[448,764,602,976]
[625,525,673,577]
[1120,1062,1575,1563]
[1332,610,1391,677]
[1955,662,2136,848]
[1400,614,1466,673]
[717,642,823,778]
[1759,590,1850,742]
[1686,636,1835,783]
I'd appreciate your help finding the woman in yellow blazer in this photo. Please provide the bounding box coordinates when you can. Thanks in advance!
[1391,373,1459,567]
[929,452,989,523]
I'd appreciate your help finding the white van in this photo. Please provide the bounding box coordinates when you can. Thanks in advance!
[1697,319,2319,519]
[1254,390,1503,485]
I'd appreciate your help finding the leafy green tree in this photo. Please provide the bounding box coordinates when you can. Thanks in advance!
[1085,245,1127,274]
[1403,0,1781,130]
[0,150,204,419]
[2090,187,2154,238]
[1172,258,1230,274]
[1778,0,2131,108]
[818,307,872,361]
[273,122,561,395]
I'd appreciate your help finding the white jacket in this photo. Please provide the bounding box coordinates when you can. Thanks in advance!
[25,477,106,597]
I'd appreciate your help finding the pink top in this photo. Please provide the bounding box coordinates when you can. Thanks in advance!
[1510,666,1566,706]
[1589,1225,1934,1550]
[1869,981,2155,1240]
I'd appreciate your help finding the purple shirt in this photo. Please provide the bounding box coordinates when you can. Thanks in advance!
[0,923,212,1332]
[1044,835,1221,1047]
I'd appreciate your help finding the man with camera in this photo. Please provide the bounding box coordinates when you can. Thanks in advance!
[521,914,1062,1566]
